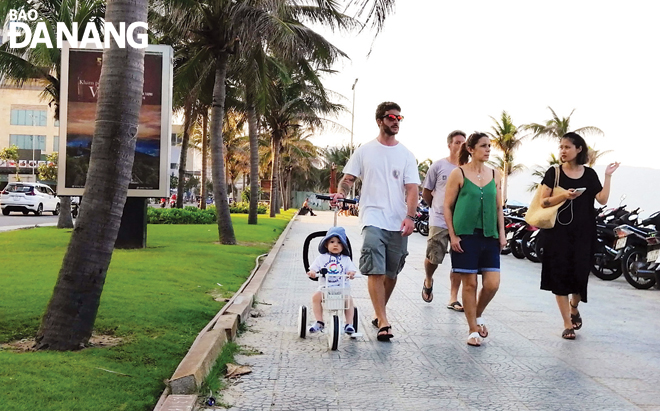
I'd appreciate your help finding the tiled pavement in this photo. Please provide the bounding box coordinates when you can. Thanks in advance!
[219,211,660,411]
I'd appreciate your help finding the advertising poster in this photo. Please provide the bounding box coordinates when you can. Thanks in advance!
[57,44,172,197]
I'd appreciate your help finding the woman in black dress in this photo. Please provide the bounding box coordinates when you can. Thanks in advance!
[539,132,619,340]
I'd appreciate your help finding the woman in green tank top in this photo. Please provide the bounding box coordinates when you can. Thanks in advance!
[444,132,506,347]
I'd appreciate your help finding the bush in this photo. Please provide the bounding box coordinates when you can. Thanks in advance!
[147,203,267,224]
[147,207,215,224]
[229,201,267,214]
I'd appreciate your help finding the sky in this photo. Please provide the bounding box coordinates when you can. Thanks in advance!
[311,1,660,171]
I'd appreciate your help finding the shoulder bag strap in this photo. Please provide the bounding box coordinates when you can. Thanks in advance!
[553,164,561,189]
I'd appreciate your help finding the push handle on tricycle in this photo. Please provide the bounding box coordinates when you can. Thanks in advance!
[315,194,357,205]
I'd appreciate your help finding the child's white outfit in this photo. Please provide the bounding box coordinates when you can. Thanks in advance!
[310,253,357,290]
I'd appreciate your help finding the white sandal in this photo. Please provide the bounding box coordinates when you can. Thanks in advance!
[467,332,482,347]
[476,317,488,338]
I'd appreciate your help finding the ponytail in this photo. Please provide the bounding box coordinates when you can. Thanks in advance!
[458,143,470,165]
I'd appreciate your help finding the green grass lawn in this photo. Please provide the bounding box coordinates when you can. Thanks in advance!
[0,211,295,411]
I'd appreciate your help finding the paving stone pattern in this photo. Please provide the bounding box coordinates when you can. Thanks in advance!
[220,212,660,411]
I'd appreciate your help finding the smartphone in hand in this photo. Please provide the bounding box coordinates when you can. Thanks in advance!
[573,187,587,194]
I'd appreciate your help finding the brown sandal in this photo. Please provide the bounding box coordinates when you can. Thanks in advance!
[570,302,582,330]
[562,328,576,340]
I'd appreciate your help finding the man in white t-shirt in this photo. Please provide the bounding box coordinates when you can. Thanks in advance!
[421,131,466,311]
[332,102,420,342]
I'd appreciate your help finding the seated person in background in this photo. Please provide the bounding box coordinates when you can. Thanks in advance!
[300,198,317,216]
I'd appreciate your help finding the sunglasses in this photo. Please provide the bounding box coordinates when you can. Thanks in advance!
[381,114,404,122]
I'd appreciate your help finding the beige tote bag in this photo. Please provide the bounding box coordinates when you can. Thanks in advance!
[525,165,567,229]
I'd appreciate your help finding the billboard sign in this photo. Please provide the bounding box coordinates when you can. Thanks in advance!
[57,43,173,197]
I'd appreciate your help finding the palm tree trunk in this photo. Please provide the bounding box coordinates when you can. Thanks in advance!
[285,168,292,210]
[57,197,73,229]
[35,0,147,351]
[269,133,281,217]
[177,100,194,208]
[246,88,259,224]
[502,161,509,204]
[209,53,236,244]
[224,150,230,202]
[201,111,208,210]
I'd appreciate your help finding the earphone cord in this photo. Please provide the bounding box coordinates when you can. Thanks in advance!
[557,200,574,226]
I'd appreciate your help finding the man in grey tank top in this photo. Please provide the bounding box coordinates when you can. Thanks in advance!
[421,130,466,310]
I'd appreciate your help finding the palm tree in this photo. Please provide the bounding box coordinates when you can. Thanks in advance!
[0,0,105,228]
[318,144,357,194]
[233,2,353,222]
[523,107,604,141]
[418,158,432,183]
[35,0,148,351]
[280,131,318,209]
[488,153,525,202]
[222,109,249,201]
[151,0,351,239]
[263,63,345,216]
[487,111,527,203]
[528,154,561,192]
[587,145,613,167]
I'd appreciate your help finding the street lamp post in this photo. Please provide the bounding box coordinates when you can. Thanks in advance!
[350,78,358,198]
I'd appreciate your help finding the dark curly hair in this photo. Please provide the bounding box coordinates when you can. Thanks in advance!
[375,102,401,120]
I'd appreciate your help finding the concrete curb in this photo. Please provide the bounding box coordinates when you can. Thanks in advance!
[155,212,298,410]
[0,222,58,232]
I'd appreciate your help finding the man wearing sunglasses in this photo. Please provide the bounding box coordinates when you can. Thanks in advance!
[332,101,420,342]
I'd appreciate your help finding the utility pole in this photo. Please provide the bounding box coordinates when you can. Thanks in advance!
[350,78,358,199]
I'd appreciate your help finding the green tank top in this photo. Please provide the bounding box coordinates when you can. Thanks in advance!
[453,168,499,238]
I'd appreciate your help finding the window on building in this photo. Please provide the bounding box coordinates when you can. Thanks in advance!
[54,120,60,127]
[53,136,59,152]
[10,109,48,126]
[9,135,47,151]
[171,133,183,145]
[170,163,178,169]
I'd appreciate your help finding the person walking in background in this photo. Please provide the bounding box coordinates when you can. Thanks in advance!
[332,101,420,342]
[444,132,506,347]
[421,130,466,311]
[538,132,619,340]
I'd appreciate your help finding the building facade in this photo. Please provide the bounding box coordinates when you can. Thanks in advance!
[0,82,60,184]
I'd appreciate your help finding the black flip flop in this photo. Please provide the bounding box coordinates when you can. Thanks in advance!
[371,318,379,328]
[446,301,464,312]
[377,326,393,342]
[422,280,433,303]
[562,328,576,340]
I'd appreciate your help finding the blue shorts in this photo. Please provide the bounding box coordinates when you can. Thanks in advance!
[451,230,500,274]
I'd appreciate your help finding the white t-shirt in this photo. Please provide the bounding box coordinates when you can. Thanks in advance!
[310,253,357,288]
[343,139,421,231]
[422,158,458,228]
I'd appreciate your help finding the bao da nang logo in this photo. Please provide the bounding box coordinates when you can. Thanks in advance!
[7,8,148,49]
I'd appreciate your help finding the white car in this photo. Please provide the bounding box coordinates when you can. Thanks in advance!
[0,182,61,216]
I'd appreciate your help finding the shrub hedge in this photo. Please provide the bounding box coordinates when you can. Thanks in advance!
[147,202,268,224]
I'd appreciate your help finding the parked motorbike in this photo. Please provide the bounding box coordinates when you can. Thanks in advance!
[502,215,526,256]
[521,226,542,263]
[71,202,79,218]
[414,206,429,236]
[591,205,639,280]
[614,211,660,289]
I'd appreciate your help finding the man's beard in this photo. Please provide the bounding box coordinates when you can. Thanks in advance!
[383,125,398,136]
